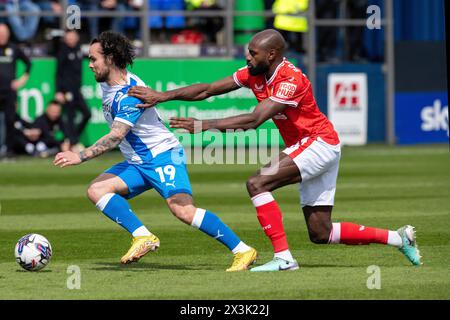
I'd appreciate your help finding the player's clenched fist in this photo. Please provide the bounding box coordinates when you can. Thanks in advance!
[53,151,81,168]
[169,117,203,133]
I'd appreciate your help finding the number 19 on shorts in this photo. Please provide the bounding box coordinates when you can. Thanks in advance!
[155,165,176,183]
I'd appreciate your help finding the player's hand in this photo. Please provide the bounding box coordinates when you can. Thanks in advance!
[169,117,202,133]
[53,151,81,168]
[127,86,164,108]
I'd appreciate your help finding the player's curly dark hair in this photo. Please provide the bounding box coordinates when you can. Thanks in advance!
[91,31,135,69]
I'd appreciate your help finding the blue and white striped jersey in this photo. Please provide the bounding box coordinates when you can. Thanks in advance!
[100,72,180,164]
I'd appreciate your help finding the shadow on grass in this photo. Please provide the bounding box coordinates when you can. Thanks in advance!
[15,269,52,273]
[90,262,216,272]
[298,263,363,268]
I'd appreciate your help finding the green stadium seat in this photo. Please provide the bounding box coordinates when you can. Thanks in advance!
[234,0,265,45]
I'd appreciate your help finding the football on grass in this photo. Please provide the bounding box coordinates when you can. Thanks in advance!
[15,234,52,271]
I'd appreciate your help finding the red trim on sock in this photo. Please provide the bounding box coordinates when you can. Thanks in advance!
[255,200,289,253]
[339,222,389,245]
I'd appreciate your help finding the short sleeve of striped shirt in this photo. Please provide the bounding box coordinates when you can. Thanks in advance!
[114,95,145,127]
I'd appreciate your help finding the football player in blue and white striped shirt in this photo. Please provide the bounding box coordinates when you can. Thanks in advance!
[54,32,257,271]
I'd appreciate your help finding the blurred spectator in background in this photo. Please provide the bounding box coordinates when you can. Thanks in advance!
[9,113,43,156]
[34,0,62,30]
[97,0,127,35]
[3,0,40,42]
[149,0,187,43]
[0,23,31,158]
[55,29,91,152]
[345,0,367,62]
[272,0,308,53]
[184,0,223,44]
[76,0,98,40]
[122,0,144,42]
[76,0,127,41]
[263,0,275,29]
[316,0,339,62]
[10,100,69,158]
[0,1,6,23]
[317,0,367,62]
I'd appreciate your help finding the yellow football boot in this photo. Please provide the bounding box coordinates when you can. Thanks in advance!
[226,247,258,272]
[120,234,160,264]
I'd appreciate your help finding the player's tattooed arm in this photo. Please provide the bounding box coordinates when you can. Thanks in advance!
[79,121,131,162]
[54,121,131,168]
[169,98,287,133]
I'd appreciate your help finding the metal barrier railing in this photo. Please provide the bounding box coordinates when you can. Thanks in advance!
[0,0,395,144]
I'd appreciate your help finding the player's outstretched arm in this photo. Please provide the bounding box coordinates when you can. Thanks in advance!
[169,98,287,133]
[53,121,131,168]
[128,76,239,108]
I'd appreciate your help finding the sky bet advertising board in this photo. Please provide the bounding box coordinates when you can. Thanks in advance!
[395,92,448,144]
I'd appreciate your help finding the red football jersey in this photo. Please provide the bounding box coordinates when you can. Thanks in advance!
[233,58,340,147]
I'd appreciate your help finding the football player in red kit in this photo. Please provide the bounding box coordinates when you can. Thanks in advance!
[128,29,422,271]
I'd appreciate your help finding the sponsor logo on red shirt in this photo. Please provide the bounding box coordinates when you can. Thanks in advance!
[276,82,297,99]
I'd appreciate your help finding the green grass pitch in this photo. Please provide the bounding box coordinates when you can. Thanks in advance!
[0,144,449,299]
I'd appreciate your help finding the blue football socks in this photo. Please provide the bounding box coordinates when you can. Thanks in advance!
[95,193,144,234]
[191,208,241,251]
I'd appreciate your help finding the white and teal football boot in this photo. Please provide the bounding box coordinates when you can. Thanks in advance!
[397,225,422,266]
[250,257,299,272]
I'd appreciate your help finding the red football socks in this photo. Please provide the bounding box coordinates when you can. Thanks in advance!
[251,192,289,253]
[329,222,389,245]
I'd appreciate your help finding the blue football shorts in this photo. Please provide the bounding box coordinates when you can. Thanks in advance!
[104,147,192,199]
